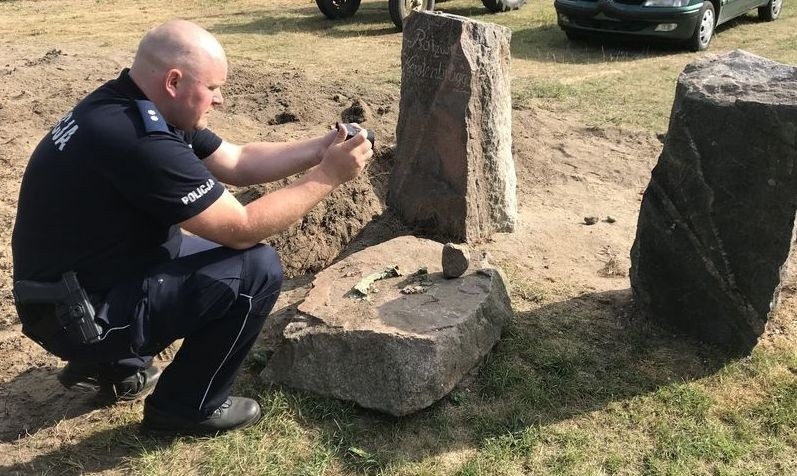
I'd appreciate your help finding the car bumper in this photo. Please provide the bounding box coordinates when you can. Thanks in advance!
[554,0,704,41]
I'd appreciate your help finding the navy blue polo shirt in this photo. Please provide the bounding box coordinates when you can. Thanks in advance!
[12,69,225,292]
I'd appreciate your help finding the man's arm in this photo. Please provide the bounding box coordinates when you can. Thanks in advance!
[203,129,338,187]
[180,126,372,249]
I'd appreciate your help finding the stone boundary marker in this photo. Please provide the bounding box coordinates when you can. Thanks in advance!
[631,50,797,355]
[260,236,513,416]
[387,11,517,242]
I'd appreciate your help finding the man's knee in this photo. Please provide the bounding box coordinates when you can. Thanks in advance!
[240,245,283,303]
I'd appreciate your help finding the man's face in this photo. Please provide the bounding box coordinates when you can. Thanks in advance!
[173,58,227,131]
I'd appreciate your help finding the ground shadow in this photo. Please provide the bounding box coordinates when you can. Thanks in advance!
[2,288,737,472]
[327,204,473,267]
[200,3,726,64]
[331,208,412,263]
[471,289,733,423]
[509,14,769,64]
[200,4,772,56]
[0,365,99,443]
[510,24,690,64]
[278,273,315,295]
[434,5,519,19]
[271,288,737,469]
[205,4,400,39]
[0,423,171,474]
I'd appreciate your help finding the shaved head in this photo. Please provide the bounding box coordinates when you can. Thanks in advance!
[128,19,228,131]
[132,19,226,77]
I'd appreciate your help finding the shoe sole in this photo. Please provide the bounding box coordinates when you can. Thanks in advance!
[60,381,102,392]
[141,408,262,437]
[57,372,100,392]
[96,384,157,405]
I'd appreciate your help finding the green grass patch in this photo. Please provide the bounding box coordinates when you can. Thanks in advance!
[751,381,797,437]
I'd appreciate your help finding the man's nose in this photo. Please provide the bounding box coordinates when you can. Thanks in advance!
[213,90,224,106]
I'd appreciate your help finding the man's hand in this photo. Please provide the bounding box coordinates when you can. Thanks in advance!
[317,122,373,185]
[314,127,339,165]
[182,123,373,249]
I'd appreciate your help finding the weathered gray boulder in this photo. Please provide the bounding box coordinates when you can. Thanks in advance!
[260,235,512,416]
[387,11,517,242]
[630,50,797,354]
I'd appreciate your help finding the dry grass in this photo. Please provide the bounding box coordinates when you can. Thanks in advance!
[598,246,627,278]
[3,0,794,134]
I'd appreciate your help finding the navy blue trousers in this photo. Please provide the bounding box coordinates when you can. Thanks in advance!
[53,235,283,419]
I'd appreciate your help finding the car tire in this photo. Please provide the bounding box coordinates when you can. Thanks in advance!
[758,0,782,21]
[389,0,435,31]
[688,1,715,52]
[482,0,527,13]
[316,0,362,19]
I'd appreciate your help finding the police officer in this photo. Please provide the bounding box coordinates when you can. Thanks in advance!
[11,19,373,435]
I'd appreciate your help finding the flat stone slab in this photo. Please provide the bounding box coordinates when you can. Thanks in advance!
[260,235,512,416]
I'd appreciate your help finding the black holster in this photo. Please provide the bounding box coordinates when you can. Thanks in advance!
[12,272,102,348]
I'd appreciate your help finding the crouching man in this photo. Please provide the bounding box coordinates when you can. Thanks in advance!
[11,19,372,435]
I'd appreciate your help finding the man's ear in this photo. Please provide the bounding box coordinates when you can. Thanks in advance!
[164,69,182,98]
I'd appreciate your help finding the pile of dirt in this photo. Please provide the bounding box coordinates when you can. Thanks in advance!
[201,59,410,277]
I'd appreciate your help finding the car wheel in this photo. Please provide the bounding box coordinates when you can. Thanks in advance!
[316,0,362,19]
[758,0,782,21]
[689,1,715,52]
[482,0,527,13]
[389,0,435,31]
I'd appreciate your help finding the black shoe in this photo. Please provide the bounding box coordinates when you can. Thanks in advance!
[57,361,102,392]
[58,362,161,403]
[97,366,161,403]
[142,396,262,435]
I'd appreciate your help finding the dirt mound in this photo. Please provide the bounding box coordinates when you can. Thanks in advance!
[215,59,406,276]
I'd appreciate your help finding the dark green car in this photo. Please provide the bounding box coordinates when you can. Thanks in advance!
[554,0,782,51]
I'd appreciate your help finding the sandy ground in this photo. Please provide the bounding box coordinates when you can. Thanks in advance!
[0,38,724,469]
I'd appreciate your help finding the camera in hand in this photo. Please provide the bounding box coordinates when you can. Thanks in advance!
[337,122,375,146]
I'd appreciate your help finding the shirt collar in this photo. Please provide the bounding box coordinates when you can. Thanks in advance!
[113,68,148,100]
[113,68,186,136]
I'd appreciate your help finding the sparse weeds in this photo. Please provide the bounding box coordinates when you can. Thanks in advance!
[493,257,578,305]
[598,245,627,278]
[514,283,547,303]
[494,261,548,304]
